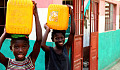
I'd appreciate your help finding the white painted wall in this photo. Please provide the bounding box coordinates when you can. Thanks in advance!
[83,20,90,47]
[83,8,90,47]
[29,8,52,42]
[116,15,119,30]
[99,16,105,33]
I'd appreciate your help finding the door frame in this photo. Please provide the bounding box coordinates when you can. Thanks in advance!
[89,0,99,70]
[71,0,84,70]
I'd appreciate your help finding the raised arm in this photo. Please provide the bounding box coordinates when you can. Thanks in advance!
[0,29,9,67]
[30,1,42,64]
[65,6,75,49]
[41,24,50,52]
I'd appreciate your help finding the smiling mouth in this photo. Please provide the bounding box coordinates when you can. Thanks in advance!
[59,42,63,45]
[18,55,24,58]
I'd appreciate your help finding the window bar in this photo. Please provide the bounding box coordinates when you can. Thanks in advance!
[70,0,71,5]
[92,17,94,32]
[82,0,84,34]
[109,3,110,30]
[74,0,76,35]
[77,0,78,35]
[80,0,82,34]
[78,0,80,35]
[65,0,66,5]
[4,0,6,19]
[0,25,5,26]
[92,2,94,32]
[77,0,79,35]
[94,2,95,32]
[76,0,78,35]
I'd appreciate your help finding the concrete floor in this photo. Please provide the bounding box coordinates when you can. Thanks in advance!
[83,68,88,70]
[109,60,120,70]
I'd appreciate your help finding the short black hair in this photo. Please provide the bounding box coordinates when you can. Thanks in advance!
[51,30,66,41]
[10,37,29,50]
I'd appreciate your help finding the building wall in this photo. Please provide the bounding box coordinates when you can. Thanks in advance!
[83,19,90,47]
[0,39,56,70]
[98,29,120,70]
[30,0,62,41]
[99,0,119,33]
[84,0,90,47]
[98,0,120,69]
[0,0,63,70]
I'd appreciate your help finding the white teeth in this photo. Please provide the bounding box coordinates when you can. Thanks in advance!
[18,55,23,58]
[59,43,63,45]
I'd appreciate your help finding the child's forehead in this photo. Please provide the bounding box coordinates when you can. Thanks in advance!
[54,33,64,37]
[12,39,29,44]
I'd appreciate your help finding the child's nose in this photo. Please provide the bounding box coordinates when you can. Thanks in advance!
[19,48,23,52]
[59,38,62,41]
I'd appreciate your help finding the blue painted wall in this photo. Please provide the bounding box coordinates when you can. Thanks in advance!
[0,39,70,70]
[98,29,120,70]
[0,39,47,70]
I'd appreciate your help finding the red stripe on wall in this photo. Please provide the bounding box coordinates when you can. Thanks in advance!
[33,0,62,8]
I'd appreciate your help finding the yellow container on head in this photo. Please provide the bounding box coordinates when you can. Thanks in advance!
[6,0,33,34]
[47,4,69,30]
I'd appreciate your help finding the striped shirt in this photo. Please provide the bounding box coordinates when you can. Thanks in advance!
[7,56,35,70]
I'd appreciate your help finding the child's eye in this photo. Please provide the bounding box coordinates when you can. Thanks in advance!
[14,46,19,49]
[23,46,27,48]
[61,37,64,39]
[55,37,59,40]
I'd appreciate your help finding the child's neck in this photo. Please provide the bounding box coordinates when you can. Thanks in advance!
[53,46,63,54]
[15,58,25,61]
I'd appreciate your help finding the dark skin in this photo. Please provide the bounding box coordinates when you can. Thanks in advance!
[0,1,42,68]
[11,39,29,61]
[41,6,75,54]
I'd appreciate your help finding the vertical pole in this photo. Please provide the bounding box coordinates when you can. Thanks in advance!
[65,0,66,4]
[89,0,92,70]
[4,0,6,26]
[82,0,84,69]
[72,0,75,69]
[78,0,79,35]
[82,0,84,34]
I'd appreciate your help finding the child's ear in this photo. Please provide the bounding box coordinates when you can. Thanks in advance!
[51,38,54,42]
[10,46,13,51]
[51,37,53,42]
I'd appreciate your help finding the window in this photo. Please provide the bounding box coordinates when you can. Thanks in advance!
[91,2,98,32]
[62,0,73,5]
[105,2,115,31]
[119,7,120,29]
[0,0,7,36]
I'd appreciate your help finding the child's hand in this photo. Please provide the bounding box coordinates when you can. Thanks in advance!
[44,23,50,32]
[3,28,7,34]
[67,5,73,15]
[32,1,37,16]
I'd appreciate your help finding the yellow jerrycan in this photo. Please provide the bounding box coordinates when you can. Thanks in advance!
[6,0,33,34]
[47,4,69,30]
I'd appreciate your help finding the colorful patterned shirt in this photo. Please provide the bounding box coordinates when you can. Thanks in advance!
[7,56,35,70]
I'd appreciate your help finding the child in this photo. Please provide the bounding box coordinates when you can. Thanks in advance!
[41,6,75,70]
[0,1,42,70]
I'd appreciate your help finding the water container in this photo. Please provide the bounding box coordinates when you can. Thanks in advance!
[47,4,69,30]
[6,0,33,34]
